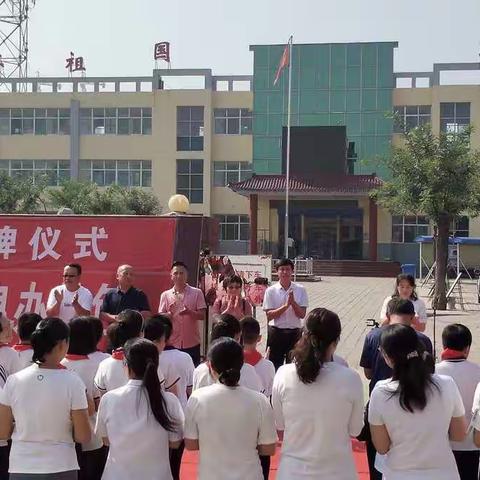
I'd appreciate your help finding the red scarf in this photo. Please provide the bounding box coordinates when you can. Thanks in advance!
[13,344,32,352]
[244,349,263,366]
[112,348,125,360]
[441,348,466,361]
[0,343,11,349]
[65,354,89,361]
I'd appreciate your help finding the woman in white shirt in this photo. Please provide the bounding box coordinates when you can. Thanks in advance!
[61,316,109,480]
[380,274,428,331]
[185,337,277,480]
[272,308,364,480]
[369,324,467,480]
[95,338,184,480]
[0,317,91,480]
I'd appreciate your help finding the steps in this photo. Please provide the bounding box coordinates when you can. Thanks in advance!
[312,260,401,278]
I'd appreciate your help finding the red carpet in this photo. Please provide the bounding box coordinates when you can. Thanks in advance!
[181,439,370,479]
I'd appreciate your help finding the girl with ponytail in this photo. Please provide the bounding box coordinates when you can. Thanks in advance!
[0,317,91,479]
[271,308,364,479]
[369,324,467,479]
[184,337,277,480]
[95,338,184,480]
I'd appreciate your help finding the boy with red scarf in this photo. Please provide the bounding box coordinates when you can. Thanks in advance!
[436,324,480,480]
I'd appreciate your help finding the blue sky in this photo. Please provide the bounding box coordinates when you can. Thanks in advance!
[27,0,479,77]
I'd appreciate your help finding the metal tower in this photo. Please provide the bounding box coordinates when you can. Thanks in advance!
[0,0,36,90]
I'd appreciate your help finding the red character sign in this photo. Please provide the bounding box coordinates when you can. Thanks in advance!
[154,42,170,62]
[66,52,86,73]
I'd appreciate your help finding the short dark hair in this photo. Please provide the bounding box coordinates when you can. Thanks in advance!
[171,261,188,271]
[88,316,104,346]
[275,258,294,270]
[387,298,415,316]
[442,323,472,351]
[157,315,173,342]
[222,275,244,290]
[68,317,97,355]
[66,263,82,275]
[240,316,260,344]
[210,314,241,342]
[17,313,42,342]
[108,310,144,350]
[144,315,169,343]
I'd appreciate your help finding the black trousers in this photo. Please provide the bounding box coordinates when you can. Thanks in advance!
[453,450,480,480]
[169,441,185,480]
[0,443,10,480]
[267,326,301,371]
[76,444,108,480]
[181,344,201,367]
[259,454,270,480]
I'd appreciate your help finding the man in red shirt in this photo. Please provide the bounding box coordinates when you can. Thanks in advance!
[158,261,207,366]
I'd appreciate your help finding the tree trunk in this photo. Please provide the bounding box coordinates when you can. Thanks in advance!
[433,214,450,310]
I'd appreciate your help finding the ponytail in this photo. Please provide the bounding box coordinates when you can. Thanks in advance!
[31,317,69,364]
[124,338,175,431]
[208,337,243,387]
[293,308,341,384]
[380,324,437,412]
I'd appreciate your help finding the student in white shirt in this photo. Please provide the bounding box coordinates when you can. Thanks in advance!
[46,263,93,324]
[95,338,184,480]
[144,315,180,397]
[12,313,42,370]
[87,316,110,364]
[185,337,277,480]
[95,310,164,395]
[263,258,308,371]
[369,324,467,480]
[436,323,480,480]
[0,317,91,479]
[379,274,428,332]
[193,314,262,392]
[272,308,364,480]
[61,316,109,480]
[156,315,195,480]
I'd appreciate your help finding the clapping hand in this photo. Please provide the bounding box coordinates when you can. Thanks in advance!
[54,289,64,304]
[72,292,79,306]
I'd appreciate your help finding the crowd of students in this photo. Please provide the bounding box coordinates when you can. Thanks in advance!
[0,262,480,479]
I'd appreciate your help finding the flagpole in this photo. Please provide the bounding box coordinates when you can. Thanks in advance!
[284,35,293,259]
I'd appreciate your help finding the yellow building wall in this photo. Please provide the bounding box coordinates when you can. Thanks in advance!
[211,188,249,214]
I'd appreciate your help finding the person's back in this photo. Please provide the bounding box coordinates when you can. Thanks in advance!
[162,347,194,409]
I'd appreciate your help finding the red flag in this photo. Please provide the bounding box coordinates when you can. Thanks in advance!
[273,42,290,86]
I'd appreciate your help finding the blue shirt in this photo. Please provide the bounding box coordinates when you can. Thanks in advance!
[360,326,433,394]
[100,287,150,315]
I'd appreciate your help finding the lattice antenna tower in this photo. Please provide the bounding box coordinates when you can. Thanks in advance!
[0,0,37,90]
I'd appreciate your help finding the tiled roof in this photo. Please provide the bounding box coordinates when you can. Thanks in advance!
[229,174,382,195]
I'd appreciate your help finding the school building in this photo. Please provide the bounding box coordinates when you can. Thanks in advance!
[0,41,480,272]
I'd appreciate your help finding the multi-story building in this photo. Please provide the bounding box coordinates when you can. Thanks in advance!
[0,42,479,270]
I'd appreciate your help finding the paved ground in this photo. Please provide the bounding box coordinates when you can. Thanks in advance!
[255,276,480,370]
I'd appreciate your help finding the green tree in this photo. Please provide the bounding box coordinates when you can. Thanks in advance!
[47,180,98,214]
[123,187,162,215]
[374,125,480,309]
[0,172,47,213]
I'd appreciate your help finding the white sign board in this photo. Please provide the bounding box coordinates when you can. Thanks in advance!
[228,255,272,283]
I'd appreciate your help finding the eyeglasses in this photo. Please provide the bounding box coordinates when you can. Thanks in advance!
[63,274,78,278]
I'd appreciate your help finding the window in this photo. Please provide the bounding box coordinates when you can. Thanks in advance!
[0,159,70,186]
[213,161,252,186]
[79,160,152,187]
[451,216,469,237]
[392,215,430,243]
[177,106,204,151]
[440,103,470,134]
[214,108,252,135]
[393,105,431,133]
[79,107,152,135]
[176,159,203,203]
[0,108,70,135]
[216,215,250,241]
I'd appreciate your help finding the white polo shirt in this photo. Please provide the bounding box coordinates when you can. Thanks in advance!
[47,284,93,323]
[272,362,364,479]
[369,374,464,480]
[380,295,428,324]
[192,362,262,393]
[263,281,308,329]
[96,380,184,480]
[61,355,104,452]
[161,348,195,410]
[0,364,88,474]
[436,359,480,451]
[185,383,277,480]
[94,355,165,395]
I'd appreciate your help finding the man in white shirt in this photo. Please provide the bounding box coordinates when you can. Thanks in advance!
[436,323,480,480]
[46,263,93,323]
[263,259,308,371]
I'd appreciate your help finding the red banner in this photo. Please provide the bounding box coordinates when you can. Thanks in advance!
[0,215,177,322]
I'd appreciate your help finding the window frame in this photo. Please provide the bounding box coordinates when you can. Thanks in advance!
[78,160,152,187]
[213,108,253,135]
[213,161,252,187]
[176,106,204,151]
[176,159,204,203]
[440,102,470,134]
[391,215,430,243]
[216,214,250,241]
[393,105,431,133]
[79,107,152,136]
[0,159,70,186]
